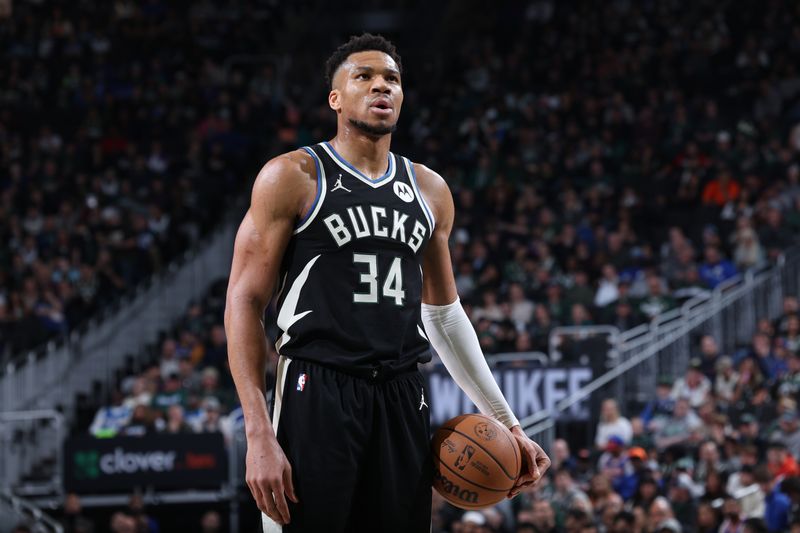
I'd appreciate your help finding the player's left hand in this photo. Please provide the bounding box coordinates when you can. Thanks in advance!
[507,425,551,498]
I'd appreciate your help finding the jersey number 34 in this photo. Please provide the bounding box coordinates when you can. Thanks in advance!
[353,253,405,306]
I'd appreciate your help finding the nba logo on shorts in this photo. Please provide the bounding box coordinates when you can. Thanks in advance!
[297,373,307,391]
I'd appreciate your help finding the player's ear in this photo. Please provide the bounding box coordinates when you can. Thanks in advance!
[328,89,341,113]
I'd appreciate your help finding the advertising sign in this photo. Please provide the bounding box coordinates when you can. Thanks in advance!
[65,433,227,493]
[425,365,593,427]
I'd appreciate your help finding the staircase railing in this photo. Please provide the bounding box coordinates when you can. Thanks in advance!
[522,246,800,450]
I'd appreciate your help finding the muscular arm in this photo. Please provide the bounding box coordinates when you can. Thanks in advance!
[415,164,550,494]
[224,150,315,524]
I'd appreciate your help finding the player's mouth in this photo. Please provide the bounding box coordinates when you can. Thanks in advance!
[369,98,393,117]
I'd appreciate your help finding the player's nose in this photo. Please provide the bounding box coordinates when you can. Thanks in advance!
[370,76,391,93]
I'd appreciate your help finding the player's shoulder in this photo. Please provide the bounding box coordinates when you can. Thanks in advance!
[410,162,448,192]
[410,162,453,213]
[256,149,316,187]
[250,149,317,214]
[252,149,316,197]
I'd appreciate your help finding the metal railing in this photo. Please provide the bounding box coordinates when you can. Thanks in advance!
[0,218,239,416]
[0,491,63,533]
[522,246,800,450]
[0,202,243,493]
[0,411,64,498]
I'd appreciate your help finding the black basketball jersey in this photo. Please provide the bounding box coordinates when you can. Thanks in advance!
[274,142,434,375]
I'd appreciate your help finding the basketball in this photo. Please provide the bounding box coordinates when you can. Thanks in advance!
[431,413,522,509]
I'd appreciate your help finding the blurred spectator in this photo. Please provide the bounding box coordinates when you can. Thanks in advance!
[123,376,155,410]
[59,492,94,533]
[163,404,192,434]
[597,437,637,500]
[759,209,793,260]
[733,225,765,270]
[529,499,557,533]
[641,378,675,429]
[550,439,576,473]
[719,497,745,533]
[119,404,157,436]
[637,274,677,321]
[551,468,590,529]
[200,511,222,533]
[671,360,712,409]
[771,411,800,459]
[595,399,633,448]
[610,511,635,533]
[696,501,722,533]
[88,389,131,438]
[654,398,702,451]
[563,508,593,533]
[715,356,740,406]
[202,325,228,372]
[702,167,741,207]
[748,332,788,383]
[594,265,620,308]
[668,474,698,531]
[648,497,676,533]
[109,512,137,533]
[766,442,800,480]
[755,467,791,532]
[697,335,722,380]
[127,493,159,533]
[151,373,186,414]
[699,246,738,289]
[743,517,769,533]
[452,510,489,533]
[197,396,224,433]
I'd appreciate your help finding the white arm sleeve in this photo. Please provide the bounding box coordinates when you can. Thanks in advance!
[421,298,519,428]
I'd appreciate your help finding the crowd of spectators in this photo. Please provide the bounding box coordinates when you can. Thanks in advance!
[44,491,225,533]
[5,0,800,366]
[83,278,245,442]
[425,0,800,356]
[0,0,286,360]
[433,296,800,532]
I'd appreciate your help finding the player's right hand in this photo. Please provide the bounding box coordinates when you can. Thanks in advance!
[246,434,299,525]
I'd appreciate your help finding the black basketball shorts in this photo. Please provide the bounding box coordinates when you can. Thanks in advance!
[262,356,433,533]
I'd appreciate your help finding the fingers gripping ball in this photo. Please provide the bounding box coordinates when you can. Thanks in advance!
[431,413,521,509]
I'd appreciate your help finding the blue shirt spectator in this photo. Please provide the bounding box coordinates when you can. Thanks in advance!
[699,246,739,289]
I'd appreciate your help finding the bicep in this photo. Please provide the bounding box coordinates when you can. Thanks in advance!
[420,170,458,305]
[422,229,459,305]
[227,160,306,311]
[227,209,293,311]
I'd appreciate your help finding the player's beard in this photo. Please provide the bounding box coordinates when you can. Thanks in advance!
[349,118,397,136]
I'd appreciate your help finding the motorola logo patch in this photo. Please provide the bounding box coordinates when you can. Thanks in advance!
[393,181,415,203]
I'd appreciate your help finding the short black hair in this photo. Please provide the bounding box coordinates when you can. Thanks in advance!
[613,511,636,526]
[325,33,402,89]
[781,476,800,494]
[742,518,768,533]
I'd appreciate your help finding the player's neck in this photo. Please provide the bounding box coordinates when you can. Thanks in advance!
[329,131,392,181]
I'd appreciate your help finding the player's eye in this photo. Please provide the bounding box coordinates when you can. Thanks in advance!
[357,73,370,80]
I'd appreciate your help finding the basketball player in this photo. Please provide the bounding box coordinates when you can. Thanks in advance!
[224,34,550,532]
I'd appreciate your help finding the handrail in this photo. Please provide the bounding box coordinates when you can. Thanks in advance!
[0,490,63,533]
[487,352,549,366]
[547,325,620,364]
[523,246,800,442]
[0,411,64,497]
[0,410,64,423]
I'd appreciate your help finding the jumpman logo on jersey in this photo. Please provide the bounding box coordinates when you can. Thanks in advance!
[419,388,428,411]
[330,173,352,193]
